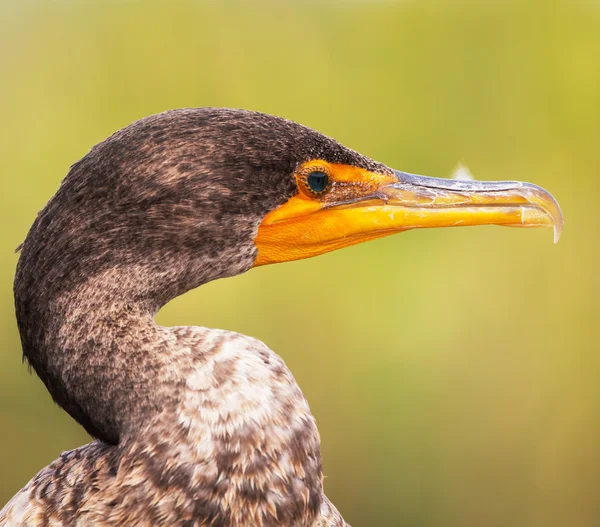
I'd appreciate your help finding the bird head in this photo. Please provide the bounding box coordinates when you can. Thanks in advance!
[17,108,562,310]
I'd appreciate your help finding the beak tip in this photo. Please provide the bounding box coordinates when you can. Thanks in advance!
[534,185,563,244]
[553,220,563,244]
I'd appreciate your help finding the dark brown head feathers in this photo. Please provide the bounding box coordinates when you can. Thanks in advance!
[16,108,386,309]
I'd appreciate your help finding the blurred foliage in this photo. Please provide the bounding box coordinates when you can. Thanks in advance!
[0,0,599,525]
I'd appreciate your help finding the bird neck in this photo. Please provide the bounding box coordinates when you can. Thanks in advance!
[15,232,257,443]
[22,264,325,523]
[27,264,182,443]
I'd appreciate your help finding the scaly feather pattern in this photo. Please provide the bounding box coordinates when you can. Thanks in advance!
[1,327,348,526]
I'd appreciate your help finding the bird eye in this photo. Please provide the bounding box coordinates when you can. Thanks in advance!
[306,171,329,193]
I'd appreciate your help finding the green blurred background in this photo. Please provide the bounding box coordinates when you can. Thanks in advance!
[1,0,598,525]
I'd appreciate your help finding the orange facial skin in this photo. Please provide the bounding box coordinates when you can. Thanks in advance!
[254,160,563,266]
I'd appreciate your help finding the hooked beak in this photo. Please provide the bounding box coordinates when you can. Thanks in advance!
[254,164,563,266]
[380,170,563,243]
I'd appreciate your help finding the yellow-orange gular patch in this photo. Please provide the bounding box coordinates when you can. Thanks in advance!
[254,160,397,266]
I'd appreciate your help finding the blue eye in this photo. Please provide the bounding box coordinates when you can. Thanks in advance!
[307,171,329,193]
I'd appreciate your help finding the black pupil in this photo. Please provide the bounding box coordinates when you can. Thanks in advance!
[307,171,328,193]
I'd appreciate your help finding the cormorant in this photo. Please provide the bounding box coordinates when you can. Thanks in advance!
[0,108,562,526]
